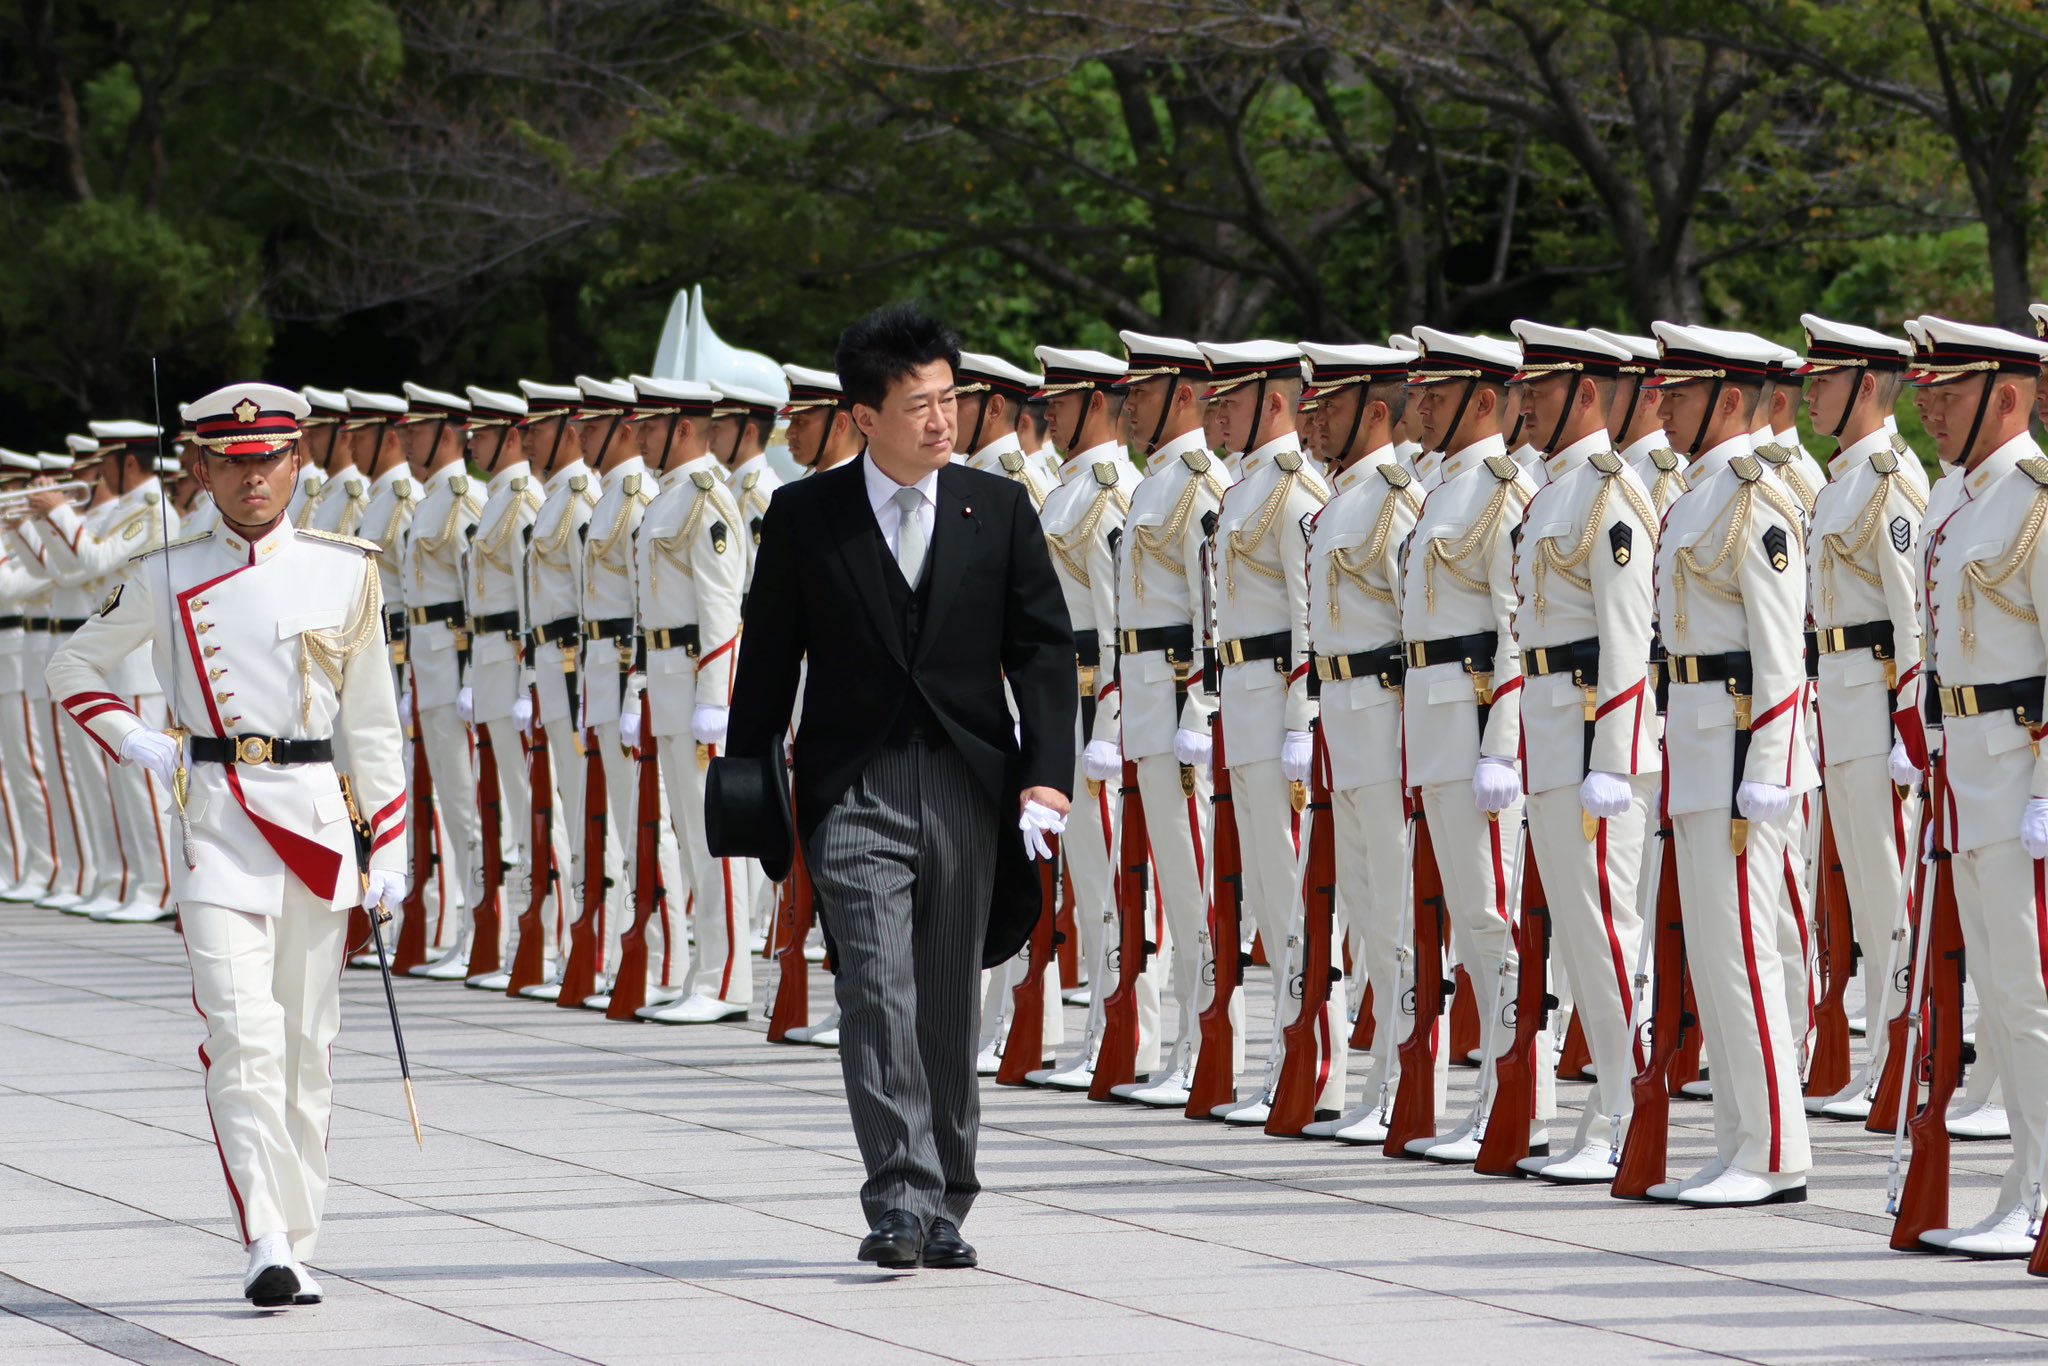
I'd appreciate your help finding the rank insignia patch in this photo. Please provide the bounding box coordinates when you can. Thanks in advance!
[1763,525,1788,572]
[711,520,728,554]
[1610,521,1632,565]
[1890,516,1911,553]
[98,584,122,617]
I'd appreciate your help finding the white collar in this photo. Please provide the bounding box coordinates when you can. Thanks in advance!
[1331,442,1396,494]
[1062,439,1121,478]
[1620,429,1670,464]
[602,456,648,489]
[545,460,590,492]
[973,431,1022,464]
[1545,430,1612,481]
[863,453,940,515]
[1148,428,1209,466]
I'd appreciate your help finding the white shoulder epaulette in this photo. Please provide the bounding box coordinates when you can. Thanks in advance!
[1483,453,1520,481]
[1274,448,1304,473]
[1093,461,1120,488]
[1649,447,1680,472]
[1378,463,1412,489]
[1179,447,1212,475]
[129,531,210,564]
[2019,457,2048,488]
[1730,454,1764,483]
[299,528,381,555]
[1588,450,1623,475]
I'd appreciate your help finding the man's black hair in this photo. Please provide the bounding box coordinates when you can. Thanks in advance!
[836,303,962,410]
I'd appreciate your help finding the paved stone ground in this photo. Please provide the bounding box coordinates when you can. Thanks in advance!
[1,905,2043,1366]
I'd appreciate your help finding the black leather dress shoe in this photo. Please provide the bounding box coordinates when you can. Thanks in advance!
[857,1210,924,1268]
[921,1218,977,1269]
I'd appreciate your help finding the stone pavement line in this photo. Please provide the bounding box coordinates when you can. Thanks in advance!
[0,1271,228,1364]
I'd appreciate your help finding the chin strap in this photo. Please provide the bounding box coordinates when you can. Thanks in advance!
[1332,385,1369,470]
[1614,374,1644,447]
[1145,378,1177,457]
[1544,379,1577,456]
[1829,375,1857,442]
[1957,374,1997,467]
[963,394,992,459]
[1688,378,1726,456]
[1437,378,1479,458]
[655,414,681,472]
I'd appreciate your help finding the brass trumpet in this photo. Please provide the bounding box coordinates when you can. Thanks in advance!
[0,481,92,526]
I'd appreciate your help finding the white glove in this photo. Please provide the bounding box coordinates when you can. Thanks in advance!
[362,869,408,916]
[1472,755,1522,813]
[1736,781,1794,823]
[1019,799,1066,861]
[2024,798,2048,860]
[121,728,180,789]
[1579,769,1632,820]
[513,693,534,737]
[618,707,642,749]
[1281,730,1315,784]
[1083,738,1121,783]
[398,689,413,723]
[692,704,729,747]
[1889,739,1920,787]
[1173,726,1212,770]
[456,686,474,723]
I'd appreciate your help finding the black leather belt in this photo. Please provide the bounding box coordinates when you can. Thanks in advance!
[472,609,520,636]
[21,617,49,633]
[1524,637,1601,683]
[1666,651,1754,689]
[583,616,634,642]
[190,735,335,767]
[1803,628,1819,682]
[645,624,700,657]
[1403,631,1498,671]
[407,600,464,628]
[385,608,408,641]
[1815,620,1896,658]
[1311,645,1405,688]
[1118,625,1194,657]
[0,615,24,631]
[533,615,579,647]
[1938,677,2046,729]
[1075,629,1102,733]
[1218,631,1290,669]
[1923,669,1943,731]
[50,616,86,633]
[1074,629,1100,668]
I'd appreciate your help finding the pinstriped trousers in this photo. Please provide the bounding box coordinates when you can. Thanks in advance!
[807,737,996,1227]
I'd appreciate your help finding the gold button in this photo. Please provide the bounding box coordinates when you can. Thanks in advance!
[197,623,211,633]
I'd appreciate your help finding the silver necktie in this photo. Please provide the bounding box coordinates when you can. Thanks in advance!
[894,485,926,585]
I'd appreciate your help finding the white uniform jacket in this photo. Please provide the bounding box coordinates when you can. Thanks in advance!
[1114,429,1229,759]
[1215,433,1327,764]
[636,456,745,736]
[526,461,598,726]
[1042,440,1138,751]
[465,462,543,724]
[399,460,482,707]
[580,457,655,727]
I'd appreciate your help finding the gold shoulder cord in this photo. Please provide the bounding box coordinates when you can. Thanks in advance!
[649,487,716,594]
[1530,472,1656,622]
[1326,484,1421,621]
[1421,479,1512,612]
[1227,473,1325,598]
[588,490,637,566]
[412,491,471,586]
[299,560,384,729]
[1817,477,1894,616]
[1672,483,1754,637]
[1131,474,1204,604]
[1653,466,1689,513]
[1958,488,2048,654]
[1047,484,1129,589]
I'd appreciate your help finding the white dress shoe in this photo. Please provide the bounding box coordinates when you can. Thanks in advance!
[1679,1078,1713,1099]
[42,892,88,912]
[1060,986,1093,1007]
[748,930,768,954]
[243,1234,297,1308]
[289,1263,323,1305]
[1645,1160,1725,1203]
[1848,1015,1866,1037]
[0,880,47,902]
[975,1041,1003,1076]
[412,948,471,980]
[806,1024,841,1047]
[1041,1059,1097,1091]
[1406,1117,1476,1160]
[1534,1142,1619,1184]
[105,899,176,923]
[520,980,563,1001]
[644,984,685,1008]
[80,896,127,920]
[1947,1206,2037,1259]
[1332,1109,1391,1145]
[637,993,747,1024]
[1817,1076,1875,1120]
[1675,1166,1807,1207]
[466,970,513,991]
[1947,1102,2010,1140]
[1921,1204,2016,1251]
[1222,1098,1272,1126]
[581,991,611,1010]
[1124,1068,1194,1107]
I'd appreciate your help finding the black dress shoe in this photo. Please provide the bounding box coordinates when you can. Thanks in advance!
[243,1263,298,1308]
[921,1218,977,1269]
[857,1210,924,1268]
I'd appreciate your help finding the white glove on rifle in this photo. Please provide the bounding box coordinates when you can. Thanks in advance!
[121,728,180,789]
[1280,729,1315,784]
[1019,799,1066,861]
[2023,798,2048,860]
[513,693,534,737]
[1579,769,1632,820]
[618,707,642,750]
[1173,726,1212,770]
[362,869,408,917]
[1888,739,1920,787]
[1083,738,1121,783]
[1472,755,1522,813]
[1736,781,1793,823]
[692,704,729,747]
[398,689,413,724]
[456,686,474,723]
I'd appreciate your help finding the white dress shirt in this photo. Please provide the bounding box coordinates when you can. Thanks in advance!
[864,454,939,562]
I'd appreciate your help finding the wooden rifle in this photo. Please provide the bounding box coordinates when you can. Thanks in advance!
[1384,798,1448,1157]
[1889,761,1961,1249]
[1349,983,1376,1052]
[504,682,554,996]
[1090,760,1148,1100]
[557,722,608,1008]
[606,691,662,1020]
[391,686,438,974]
[1612,808,1685,1199]
[766,815,816,1042]
[997,834,1061,1085]
[1449,965,1483,1068]
[1267,721,1337,1136]
[1475,839,1551,1175]
[1185,712,1244,1119]
[1556,1012,1593,1082]
[1056,871,1081,989]
[466,722,506,981]
[1865,788,1928,1133]
[1805,799,1855,1098]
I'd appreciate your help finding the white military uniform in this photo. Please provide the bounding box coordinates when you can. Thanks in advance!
[0,480,53,900]
[721,446,782,945]
[967,431,1054,511]
[305,463,368,536]
[286,461,327,527]
[1623,429,1689,519]
[184,489,221,540]
[7,512,98,908]
[49,510,405,1264]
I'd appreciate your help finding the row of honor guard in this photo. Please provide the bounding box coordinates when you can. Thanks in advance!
[14,304,2048,1267]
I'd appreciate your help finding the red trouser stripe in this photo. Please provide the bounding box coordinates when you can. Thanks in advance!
[1594,817,1643,1071]
[1735,848,1784,1172]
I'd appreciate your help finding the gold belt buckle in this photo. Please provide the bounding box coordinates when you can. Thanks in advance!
[1118,629,1138,654]
[1078,664,1097,693]
[1218,639,1243,667]
[1404,641,1426,668]
[1471,670,1494,706]
[1733,694,1753,730]
[236,735,274,765]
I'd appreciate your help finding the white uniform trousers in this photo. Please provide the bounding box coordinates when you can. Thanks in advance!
[657,733,751,1004]
[1672,805,1812,1175]
[1416,782,1523,1090]
[1821,754,1914,1083]
[1,690,54,892]
[1950,837,2048,1219]
[1137,752,1209,1073]
[1229,758,1304,1040]
[481,714,568,971]
[1526,776,1650,1151]
[591,719,683,992]
[40,699,93,899]
[74,727,126,907]
[540,717,622,985]
[416,702,478,951]
[180,887,345,1259]
[108,693,175,912]
[1066,758,1118,992]
[1332,777,1405,1111]
[0,690,21,887]
[1288,794,1350,1113]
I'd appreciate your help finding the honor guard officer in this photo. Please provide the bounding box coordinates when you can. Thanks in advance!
[1646,321,1816,1206]
[48,382,406,1307]
[3,453,75,907]
[1792,316,1927,1121]
[288,390,340,525]
[397,382,485,979]
[628,377,752,1024]
[1292,342,1423,1144]
[1028,343,1149,1090]
[461,384,549,988]
[783,364,864,474]
[577,374,661,1006]
[0,447,56,903]
[1591,328,1689,517]
[305,391,375,536]
[1198,338,1330,1124]
[958,352,1053,509]
[1501,323,1661,1181]
[1396,328,1538,1161]
[518,380,605,996]
[1755,353,1828,520]
[1108,331,1234,1107]
[352,386,418,685]
[179,434,221,538]
[43,419,181,922]
[1914,316,2048,1256]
